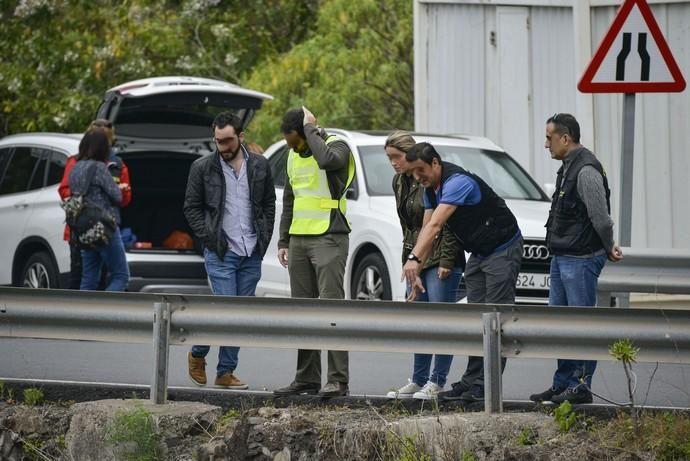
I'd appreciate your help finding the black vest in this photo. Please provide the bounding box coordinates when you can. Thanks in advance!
[546,148,611,255]
[426,162,519,256]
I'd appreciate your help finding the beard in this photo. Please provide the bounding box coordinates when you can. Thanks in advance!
[219,144,242,162]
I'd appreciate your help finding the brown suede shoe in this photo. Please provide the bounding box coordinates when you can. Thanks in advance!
[214,373,248,389]
[187,352,207,386]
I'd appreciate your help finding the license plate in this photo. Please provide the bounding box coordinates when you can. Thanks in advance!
[516,272,550,290]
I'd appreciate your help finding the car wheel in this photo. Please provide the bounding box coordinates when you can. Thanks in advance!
[351,253,392,301]
[21,251,58,289]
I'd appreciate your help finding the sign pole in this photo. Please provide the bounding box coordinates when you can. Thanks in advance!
[619,92,635,247]
[617,93,636,307]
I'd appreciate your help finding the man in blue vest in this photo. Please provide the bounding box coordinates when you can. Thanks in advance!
[530,113,623,405]
[273,107,355,398]
[402,142,523,405]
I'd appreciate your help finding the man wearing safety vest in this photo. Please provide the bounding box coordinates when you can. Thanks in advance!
[274,107,356,398]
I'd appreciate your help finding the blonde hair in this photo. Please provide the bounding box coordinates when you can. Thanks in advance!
[89,119,115,146]
[385,130,416,153]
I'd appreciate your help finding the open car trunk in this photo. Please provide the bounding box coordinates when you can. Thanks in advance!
[118,151,201,252]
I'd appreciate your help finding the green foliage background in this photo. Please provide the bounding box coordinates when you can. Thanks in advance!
[0,0,413,148]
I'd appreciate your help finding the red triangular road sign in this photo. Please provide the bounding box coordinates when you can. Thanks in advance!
[578,0,686,93]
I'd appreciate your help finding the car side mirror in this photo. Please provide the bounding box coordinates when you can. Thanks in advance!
[543,183,556,197]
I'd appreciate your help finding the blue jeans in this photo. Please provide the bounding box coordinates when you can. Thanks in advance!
[411,266,463,387]
[191,248,262,376]
[80,227,129,291]
[549,253,606,389]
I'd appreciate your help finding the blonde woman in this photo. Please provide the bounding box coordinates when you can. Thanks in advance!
[384,131,465,400]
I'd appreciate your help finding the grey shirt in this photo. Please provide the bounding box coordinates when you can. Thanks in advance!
[563,147,615,255]
[220,150,257,257]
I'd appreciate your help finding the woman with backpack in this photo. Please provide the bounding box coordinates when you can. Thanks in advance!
[68,129,129,291]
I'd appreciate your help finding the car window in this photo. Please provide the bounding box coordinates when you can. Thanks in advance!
[0,146,43,195]
[0,147,13,192]
[45,150,67,186]
[27,148,48,191]
[357,144,545,200]
[268,145,289,187]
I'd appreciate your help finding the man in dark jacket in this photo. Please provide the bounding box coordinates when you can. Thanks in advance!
[183,112,276,389]
[402,142,523,405]
[529,113,622,405]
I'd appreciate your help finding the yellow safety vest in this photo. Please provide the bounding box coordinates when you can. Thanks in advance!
[287,135,355,235]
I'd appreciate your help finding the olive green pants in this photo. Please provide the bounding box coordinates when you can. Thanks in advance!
[288,234,349,385]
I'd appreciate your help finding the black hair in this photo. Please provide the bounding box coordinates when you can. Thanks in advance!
[405,142,441,165]
[212,111,243,134]
[78,129,110,162]
[547,113,581,143]
[280,108,305,138]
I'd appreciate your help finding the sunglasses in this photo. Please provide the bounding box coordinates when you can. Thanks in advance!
[551,113,571,137]
[91,121,113,129]
[213,136,239,145]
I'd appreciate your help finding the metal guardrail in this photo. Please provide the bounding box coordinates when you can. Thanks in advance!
[598,247,690,305]
[1,286,689,412]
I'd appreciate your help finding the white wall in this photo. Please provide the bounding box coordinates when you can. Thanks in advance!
[415,0,690,248]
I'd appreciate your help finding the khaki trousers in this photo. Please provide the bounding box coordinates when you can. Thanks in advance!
[288,234,349,384]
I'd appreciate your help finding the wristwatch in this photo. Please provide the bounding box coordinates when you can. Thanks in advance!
[407,252,422,263]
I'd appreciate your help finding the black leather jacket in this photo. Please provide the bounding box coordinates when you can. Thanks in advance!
[183,148,276,259]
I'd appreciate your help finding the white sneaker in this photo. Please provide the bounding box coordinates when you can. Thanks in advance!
[413,381,443,400]
[386,379,422,399]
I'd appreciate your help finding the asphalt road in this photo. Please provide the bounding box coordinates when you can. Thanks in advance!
[1,338,689,407]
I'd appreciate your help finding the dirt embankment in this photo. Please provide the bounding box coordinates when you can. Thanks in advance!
[1,399,688,460]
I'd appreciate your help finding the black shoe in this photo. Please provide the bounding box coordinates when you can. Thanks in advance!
[529,386,565,403]
[318,382,348,398]
[459,384,484,402]
[551,387,593,405]
[437,382,470,402]
[273,381,320,396]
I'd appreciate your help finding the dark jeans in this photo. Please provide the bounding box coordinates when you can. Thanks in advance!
[68,232,82,290]
[80,227,129,291]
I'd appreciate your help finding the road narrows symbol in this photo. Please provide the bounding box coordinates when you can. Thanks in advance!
[638,33,650,81]
[616,33,632,81]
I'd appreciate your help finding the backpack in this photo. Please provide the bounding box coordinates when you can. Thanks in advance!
[61,162,117,249]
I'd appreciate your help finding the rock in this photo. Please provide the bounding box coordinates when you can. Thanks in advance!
[66,399,222,461]
[273,446,291,461]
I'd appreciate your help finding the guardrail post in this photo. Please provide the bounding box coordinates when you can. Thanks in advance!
[483,312,502,413]
[151,301,171,404]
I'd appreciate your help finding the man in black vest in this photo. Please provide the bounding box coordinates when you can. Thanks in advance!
[529,113,623,405]
[402,142,523,404]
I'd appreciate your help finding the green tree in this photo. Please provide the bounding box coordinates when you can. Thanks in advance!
[0,0,316,137]
[244,0,414,148]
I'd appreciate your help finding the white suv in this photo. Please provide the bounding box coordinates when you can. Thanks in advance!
[260,130,552,303]
[0,76,271,292]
